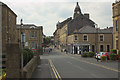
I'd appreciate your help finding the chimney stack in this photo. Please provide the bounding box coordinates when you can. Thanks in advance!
[84,13,89,19]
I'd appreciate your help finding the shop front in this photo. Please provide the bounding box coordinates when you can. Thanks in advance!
[72,43,90,54]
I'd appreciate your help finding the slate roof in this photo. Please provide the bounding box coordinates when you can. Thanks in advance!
[74,26,113,34]
[68,14,95,35]
[57,17,72,29]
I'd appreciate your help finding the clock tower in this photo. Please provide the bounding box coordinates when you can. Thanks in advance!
[73,2,82,18]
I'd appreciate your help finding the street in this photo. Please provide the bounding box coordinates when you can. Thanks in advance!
[32,48,119,80]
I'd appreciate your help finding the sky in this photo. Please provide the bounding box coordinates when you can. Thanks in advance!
[0,0,115,36]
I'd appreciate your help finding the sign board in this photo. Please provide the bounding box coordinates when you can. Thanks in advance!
[25,42,28,47]
[73,43,90,46]
[21,33,26,43]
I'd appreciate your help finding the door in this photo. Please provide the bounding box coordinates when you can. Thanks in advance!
[92,45,95,52]
[107,45,110,52]
[74,46,78,54]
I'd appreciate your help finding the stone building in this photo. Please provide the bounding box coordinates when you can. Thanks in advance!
[54,17,72,49]
[54,2,95,50]
[112,1,120,52]
[0,2,17,68]
[54,2,113,54]
[67,26,113,54]
[16,24,43,50]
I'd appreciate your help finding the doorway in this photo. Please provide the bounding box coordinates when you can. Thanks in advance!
[74,46,78,54]
[107,45,110,52]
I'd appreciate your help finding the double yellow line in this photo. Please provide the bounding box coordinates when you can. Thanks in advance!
[49,59,62,80]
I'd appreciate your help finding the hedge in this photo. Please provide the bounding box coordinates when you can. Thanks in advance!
[22,48,34,66]
[81,53,87,57]
[101,56,107,61]
[118,57,120,61]
[87,52,95,57]
[119,51,120,55]
[81,52,95,57]
[109,53,117,60]
[111,49,117,54]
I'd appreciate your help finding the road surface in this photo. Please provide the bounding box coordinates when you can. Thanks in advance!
[32,48,119,80]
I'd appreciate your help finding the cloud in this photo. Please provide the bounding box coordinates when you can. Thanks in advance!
[0,0,115,36]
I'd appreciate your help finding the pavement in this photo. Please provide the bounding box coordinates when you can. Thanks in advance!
[31,48,119,80]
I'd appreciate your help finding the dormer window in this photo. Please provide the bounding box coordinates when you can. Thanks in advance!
[74,35,77,41]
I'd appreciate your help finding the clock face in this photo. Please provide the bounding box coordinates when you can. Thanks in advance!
[77,11,80,14]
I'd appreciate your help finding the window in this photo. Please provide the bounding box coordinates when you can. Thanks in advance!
[84,35,88,41]
[29,31,37,38]
[31,31,34,37]
[92,45,94,52]
[100,45,104,52]
[74,35,77,41]
[116,20,118,31]
[116,40,118,49]
[100,35,104,41]
[31,42,35,49]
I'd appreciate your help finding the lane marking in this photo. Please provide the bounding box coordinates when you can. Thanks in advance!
[49,59,58,80]
[49,59,62,80]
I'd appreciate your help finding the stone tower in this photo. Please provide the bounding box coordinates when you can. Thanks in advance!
[73,2,82,18]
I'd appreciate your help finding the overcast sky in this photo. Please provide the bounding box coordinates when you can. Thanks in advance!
[1,0,115,36]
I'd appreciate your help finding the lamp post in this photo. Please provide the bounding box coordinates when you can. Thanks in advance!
[95,24,98,53]
[20,19,24,78]
[65,28,68,54]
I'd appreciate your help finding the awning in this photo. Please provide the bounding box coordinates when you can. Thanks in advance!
[73,43,90,46]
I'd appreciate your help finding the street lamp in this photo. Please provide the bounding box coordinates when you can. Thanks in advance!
[65,28,68,54]
[95,23,98,53]
[20,19,24,78]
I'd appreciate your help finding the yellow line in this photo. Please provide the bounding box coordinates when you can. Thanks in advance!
[49,59,58,80]
[52,64,62,80]
[70,56,120,72]
[49,59,62,80]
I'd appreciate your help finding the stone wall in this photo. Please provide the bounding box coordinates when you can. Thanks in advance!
[6,43,21,78]
[23,56,40,78]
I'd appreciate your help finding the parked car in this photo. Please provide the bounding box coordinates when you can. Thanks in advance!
[96,52,105,60]
[96,52,120,60]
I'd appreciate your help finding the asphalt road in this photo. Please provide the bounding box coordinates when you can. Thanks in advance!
[32,48,119,80]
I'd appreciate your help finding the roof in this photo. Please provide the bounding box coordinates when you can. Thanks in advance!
[74,26,113,34]
[57,17,72,29]
[16,24,43,30]
[68,14,95,35]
